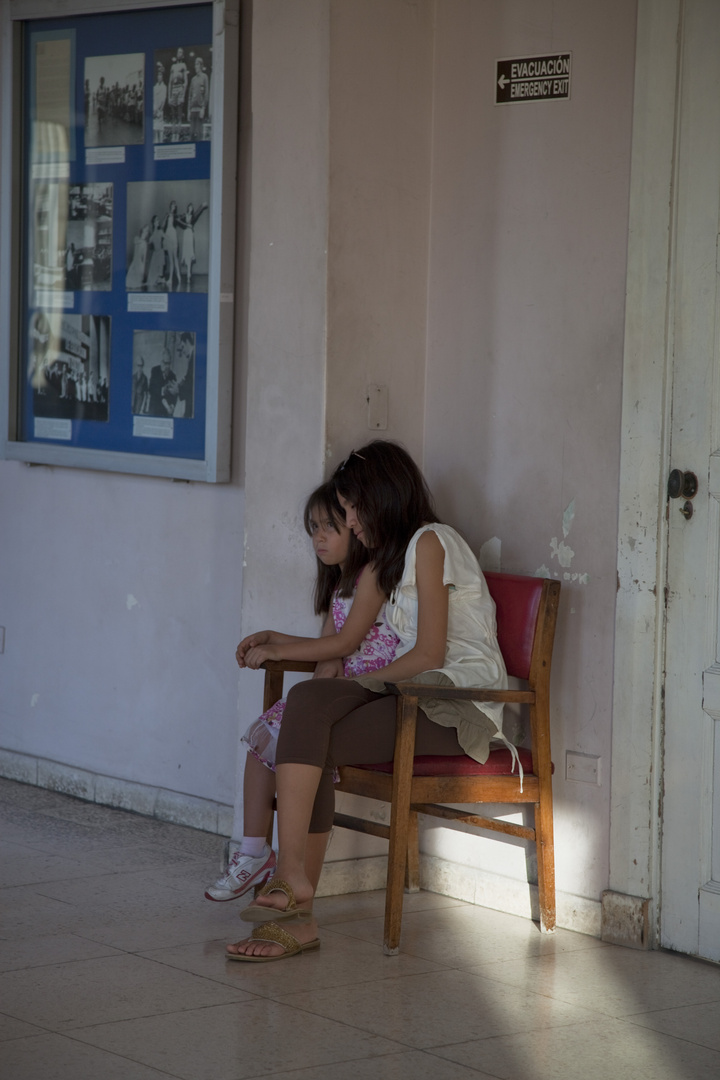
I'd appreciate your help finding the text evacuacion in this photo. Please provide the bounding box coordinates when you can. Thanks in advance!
[509,57,570,79]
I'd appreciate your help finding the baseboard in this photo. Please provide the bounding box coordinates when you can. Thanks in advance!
[0,746,602,937]
[317,853,600,936]
[0,747,235,837]
[601,890,651,949]
[317,854,388,896]
[420,853,602,937]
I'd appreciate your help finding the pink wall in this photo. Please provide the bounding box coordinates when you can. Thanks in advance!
[423,0,637,903]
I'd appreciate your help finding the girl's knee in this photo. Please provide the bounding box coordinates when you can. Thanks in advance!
[285,677,370,718]
[285,680,319,709]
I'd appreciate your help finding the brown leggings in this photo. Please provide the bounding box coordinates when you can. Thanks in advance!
[275,678,463,832]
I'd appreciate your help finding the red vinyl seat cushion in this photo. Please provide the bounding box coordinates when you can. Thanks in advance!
[351,745,542,777]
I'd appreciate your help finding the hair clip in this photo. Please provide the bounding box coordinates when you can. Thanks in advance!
[339,449,366,470]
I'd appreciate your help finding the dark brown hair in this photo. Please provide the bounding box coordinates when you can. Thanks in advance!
[303,481,369,614]
[332,441,439,596]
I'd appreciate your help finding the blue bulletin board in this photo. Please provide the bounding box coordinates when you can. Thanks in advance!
[0,0,238,482]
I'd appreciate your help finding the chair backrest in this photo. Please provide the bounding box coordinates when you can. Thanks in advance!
[484,571,545,680]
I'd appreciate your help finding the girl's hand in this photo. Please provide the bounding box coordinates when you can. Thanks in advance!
[242,643,281,669]
[239,643,278,669]
[236,631,271,667]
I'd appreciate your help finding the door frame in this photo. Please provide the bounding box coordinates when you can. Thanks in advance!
[610,0,683,946]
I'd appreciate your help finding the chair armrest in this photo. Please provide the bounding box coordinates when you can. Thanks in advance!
[262,659,317,675]
[385,681,534,704]
[259,658,316,712]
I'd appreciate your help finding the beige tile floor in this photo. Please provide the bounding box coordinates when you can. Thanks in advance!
[1,776,719,1080]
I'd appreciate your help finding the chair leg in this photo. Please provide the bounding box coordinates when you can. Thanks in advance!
[405,810,420,893]
[384,784,412,955]
[383,695,418,955]
[263,669,285,713]
[535,800,556,933]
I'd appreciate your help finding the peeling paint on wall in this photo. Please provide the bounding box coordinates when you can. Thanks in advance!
[563,499,576,538]
[126,594,139,611]
[550,536,575,567]
[547,502,589,584]
[30,694,39,707]
[534,564,553,578]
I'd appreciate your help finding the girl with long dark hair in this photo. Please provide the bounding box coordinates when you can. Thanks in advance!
[227,441,508,961]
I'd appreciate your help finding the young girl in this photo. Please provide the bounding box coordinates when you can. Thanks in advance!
[146,215,165,291]
[177,201,208,290]
[227,440,508,962]
[206,480,398,903]
[162,201,181,291]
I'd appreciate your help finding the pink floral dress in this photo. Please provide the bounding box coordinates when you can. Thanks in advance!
[242,589,399,772]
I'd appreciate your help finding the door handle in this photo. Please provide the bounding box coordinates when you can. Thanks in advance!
[667,469,698,520]
[667,469,698,500]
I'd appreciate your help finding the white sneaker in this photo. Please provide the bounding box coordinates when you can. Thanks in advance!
[204,845,276,902]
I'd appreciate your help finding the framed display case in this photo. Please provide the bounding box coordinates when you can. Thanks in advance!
[0,0,238,481]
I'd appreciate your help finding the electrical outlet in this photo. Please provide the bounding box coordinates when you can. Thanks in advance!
[566,751,601,785]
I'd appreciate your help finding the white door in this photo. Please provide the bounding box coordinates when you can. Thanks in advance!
[662,0,720,960]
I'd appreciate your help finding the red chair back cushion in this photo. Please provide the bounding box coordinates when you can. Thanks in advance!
[347,574,549,778]
[484,571,543,680]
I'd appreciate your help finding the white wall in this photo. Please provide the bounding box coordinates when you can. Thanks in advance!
[232,0,331,839]
[325,0,434,464]
[322,0,637,923]
[0,461,244,805]
[1,0,640,930]
[427,0,636,916]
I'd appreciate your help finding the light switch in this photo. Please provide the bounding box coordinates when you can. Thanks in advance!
[367,385,388,430]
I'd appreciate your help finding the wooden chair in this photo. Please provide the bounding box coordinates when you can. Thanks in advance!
[261,572,561,955]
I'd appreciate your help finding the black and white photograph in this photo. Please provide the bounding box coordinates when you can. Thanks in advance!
[126,179,210,293]
[29,312,111,422]
[32,182,113,292]
[84,53,144,147]
[65,183,113,290]
[153,44,212,143]
[132,330,196,418]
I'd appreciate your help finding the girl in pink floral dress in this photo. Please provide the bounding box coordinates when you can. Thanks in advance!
[241,580,399,769]
[204,481,398,903]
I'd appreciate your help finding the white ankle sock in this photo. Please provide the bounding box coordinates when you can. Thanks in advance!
[240,836,267,858]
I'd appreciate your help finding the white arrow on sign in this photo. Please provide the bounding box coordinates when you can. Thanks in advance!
[498,74,508,88]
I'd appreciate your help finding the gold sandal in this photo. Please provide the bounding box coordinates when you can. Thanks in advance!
[239,877,313,923]
[226,921,321,962]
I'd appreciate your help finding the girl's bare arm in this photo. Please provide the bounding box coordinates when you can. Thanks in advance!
[237,566,386,669]
[236,610,333,667]
[360,530,449,683]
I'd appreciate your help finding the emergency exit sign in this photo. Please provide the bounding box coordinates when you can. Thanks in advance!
[495,53,571,104]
